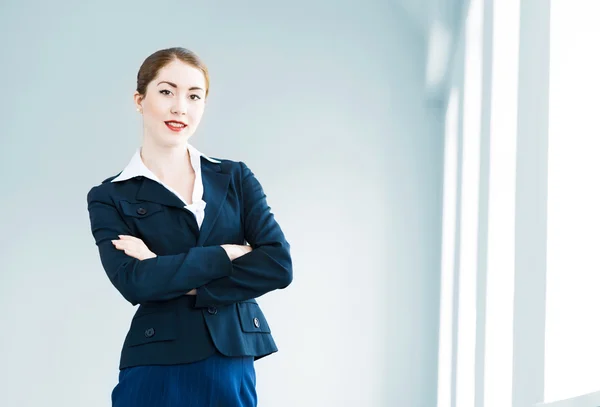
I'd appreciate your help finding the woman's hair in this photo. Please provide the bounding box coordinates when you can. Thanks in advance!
[136,47,210,100]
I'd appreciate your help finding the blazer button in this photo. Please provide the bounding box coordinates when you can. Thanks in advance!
[144,328,155,338]
[207,307,217,315]
[253,317,260,328]
[136,207,147,215]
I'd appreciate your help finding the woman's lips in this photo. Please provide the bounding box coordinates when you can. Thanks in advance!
[164,121,187,132]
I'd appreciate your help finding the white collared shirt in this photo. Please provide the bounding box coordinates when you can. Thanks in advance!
[111,143,221,229]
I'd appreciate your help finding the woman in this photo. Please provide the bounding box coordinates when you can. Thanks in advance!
[86,47,293,407]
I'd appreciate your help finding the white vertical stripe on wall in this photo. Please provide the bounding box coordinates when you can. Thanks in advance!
[455,1,484,406]
[483,0,521,406]
[437,87,460,407]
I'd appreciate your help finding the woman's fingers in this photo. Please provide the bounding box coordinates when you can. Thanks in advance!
[113,241,142,260]
[113,236,142,249]
[112,239,136,251]
[112,236,155,260]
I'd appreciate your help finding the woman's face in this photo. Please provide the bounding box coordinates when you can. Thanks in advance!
[134,59,207,147]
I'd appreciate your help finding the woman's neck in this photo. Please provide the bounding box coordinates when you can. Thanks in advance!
[140,140,193,181]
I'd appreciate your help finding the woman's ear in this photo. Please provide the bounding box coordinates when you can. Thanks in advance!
[133,91,144,113]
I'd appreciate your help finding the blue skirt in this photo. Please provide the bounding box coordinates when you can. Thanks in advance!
[111,353,257,407]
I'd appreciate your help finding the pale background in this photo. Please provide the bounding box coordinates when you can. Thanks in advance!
[0,1,450,406]
[8,1,598,407]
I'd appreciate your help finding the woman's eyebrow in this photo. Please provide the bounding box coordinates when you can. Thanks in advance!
[157,81,204,91]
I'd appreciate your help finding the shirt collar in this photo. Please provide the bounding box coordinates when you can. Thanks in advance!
[112,143,220,183]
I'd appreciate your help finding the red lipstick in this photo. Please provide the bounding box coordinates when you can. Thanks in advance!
[164,121,187,132]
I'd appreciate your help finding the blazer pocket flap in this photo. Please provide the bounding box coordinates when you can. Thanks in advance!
[126,312,177,347]
[236,302,271,334]
[119,201,163,218]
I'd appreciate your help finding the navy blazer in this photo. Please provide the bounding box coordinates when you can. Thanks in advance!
[86,157,293,369]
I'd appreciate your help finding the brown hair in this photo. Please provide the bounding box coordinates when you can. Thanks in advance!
[136,47,210,100]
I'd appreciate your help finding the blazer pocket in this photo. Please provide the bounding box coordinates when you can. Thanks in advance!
[126,312,177,347]
[119,200,163,219]
[236,302,271,334]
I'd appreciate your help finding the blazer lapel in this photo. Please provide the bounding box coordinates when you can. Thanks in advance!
[136,177,186,209]
[197,157,231,246]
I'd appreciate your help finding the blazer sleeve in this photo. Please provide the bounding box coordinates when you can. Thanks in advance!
[193,161,293,308]
[87,186,233,306]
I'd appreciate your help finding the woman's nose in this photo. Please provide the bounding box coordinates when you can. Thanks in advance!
[170,99,187,115]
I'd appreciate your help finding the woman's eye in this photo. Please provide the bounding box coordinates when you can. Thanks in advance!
[159,89,172,96]
[190,94,202,101]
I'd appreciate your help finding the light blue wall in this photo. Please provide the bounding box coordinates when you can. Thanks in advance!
[0,1,443,406]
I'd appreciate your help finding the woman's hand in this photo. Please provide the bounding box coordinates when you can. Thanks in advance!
[112,235,157,261]
[220,244,253,261]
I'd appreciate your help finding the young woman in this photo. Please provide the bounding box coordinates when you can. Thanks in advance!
[86,47,293,407]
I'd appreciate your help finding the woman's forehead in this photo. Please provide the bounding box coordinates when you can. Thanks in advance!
[154,61,206,87]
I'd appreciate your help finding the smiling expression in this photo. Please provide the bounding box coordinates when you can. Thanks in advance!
[134,59,207,147]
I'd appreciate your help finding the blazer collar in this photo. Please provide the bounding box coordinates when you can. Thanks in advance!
[112,143,220,184]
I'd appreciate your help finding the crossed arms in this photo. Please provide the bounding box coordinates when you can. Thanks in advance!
[87,162,293,308]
